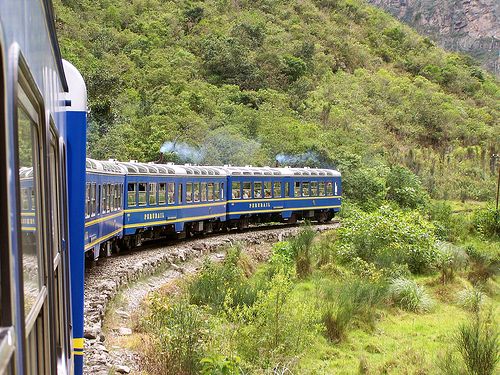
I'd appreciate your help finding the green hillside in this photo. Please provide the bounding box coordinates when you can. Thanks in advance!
[54,0,499,201]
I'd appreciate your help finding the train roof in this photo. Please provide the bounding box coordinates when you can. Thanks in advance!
[86,159,340,177]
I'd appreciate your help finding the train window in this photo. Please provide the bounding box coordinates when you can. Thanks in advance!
[138,183,147,206]
[194,183,200,202]
[179,183,183,204]
[285,182,290,197]
[273,182,282,198]
[98,185,101,213]
[107,184,112,212]
[158,183,166,205]
[185,183,191,203]
[302,182,310,197]
[208,183,214,201]
[232,182,241,199]
[221,183,224,200]
[128,183,137,207]
[110,185,114,211]
[319,182,325,196]
[311,182,318,196]
[102,184,107,213]
[20,189,27,210]
[264,182,272,198]
[168,183,174,204]
[294,181,301,197]
[326,182,333,196]
[120,184,123,208]
[254,182,262,199]
[114,184,119,210]
[149,183,157,205]
[242,182,251,199]
[85,183,90,217]
[214,183,220,200]
[17,92,42,317]
[91,183,97,216]
[201,182,207,202]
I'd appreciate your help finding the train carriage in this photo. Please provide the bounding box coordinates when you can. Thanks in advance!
[84,159,126,261]
[120,162,227,246]
[0,0,87,373]
[225,166,341,227]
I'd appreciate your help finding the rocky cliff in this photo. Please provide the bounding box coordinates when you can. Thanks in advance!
[367,0,499,75]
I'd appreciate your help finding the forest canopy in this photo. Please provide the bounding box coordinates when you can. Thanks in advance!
[54,0,499,201]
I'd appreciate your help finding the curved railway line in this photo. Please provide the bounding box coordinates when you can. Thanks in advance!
[83,221,339,374]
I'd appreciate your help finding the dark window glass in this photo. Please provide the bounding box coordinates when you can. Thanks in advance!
[149,183,157,205]
[254,182,262,199]
[273,182,281,198]
[243,182,251,199]
[294,181,301,197]
[159,183,166,205]
[186,183,192,203]
[127,183,136,207]
[138,183,147,206]
[264,182,272,198]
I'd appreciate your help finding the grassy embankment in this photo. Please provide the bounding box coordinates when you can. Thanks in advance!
[135,198,499,374]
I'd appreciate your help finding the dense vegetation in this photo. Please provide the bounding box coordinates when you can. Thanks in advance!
[55,0,499,201]
[138,207,499,373]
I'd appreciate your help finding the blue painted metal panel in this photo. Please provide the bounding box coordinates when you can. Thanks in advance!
[66,109,87,374]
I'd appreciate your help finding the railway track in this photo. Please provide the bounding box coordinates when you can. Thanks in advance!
[83,221,339,374]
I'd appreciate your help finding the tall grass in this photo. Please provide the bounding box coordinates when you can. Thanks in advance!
[188,246,258,312]
[389,278,434,313]
[456,288,485,313]
[320,279,387,342]
[456,311,499,375]
[143,295,208,375]
[290,225,316,279]
[435,242,468,284]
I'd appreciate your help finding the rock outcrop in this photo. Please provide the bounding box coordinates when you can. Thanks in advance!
[367,0,499,75]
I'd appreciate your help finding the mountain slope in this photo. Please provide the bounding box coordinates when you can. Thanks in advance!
[54,0,499,201]
[367,0,499,75]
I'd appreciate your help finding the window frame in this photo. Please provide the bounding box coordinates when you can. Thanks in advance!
[127,183,137,207]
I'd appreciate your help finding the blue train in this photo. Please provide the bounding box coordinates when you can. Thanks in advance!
[83,160,342,261]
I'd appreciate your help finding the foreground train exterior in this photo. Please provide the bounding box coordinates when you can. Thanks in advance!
[83,160,342,261]
[0,0,340,373]
[0,0,87,373]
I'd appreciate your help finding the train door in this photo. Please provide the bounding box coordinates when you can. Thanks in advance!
[48,127,71,373]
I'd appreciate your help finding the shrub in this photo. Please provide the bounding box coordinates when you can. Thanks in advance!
[290,225,316,279]
[456,288,485,313]
[455,311,499,375]
[342,167,386,211]
[200,354,241,375]
[435,242,468,284]
[472,207,500,240]
[269,241,295,272]
[319,278,387,342]
[389,278,434,313]
[465,244,499,285]
[188,246,258,312]
[428,200,453,240]
[337,205,438,274]
[144,295,208,374]
[234,271,318,369]
[386,166,429,209]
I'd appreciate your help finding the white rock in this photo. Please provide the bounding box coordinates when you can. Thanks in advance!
[115,365,131,374]
[118,327,132,336]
